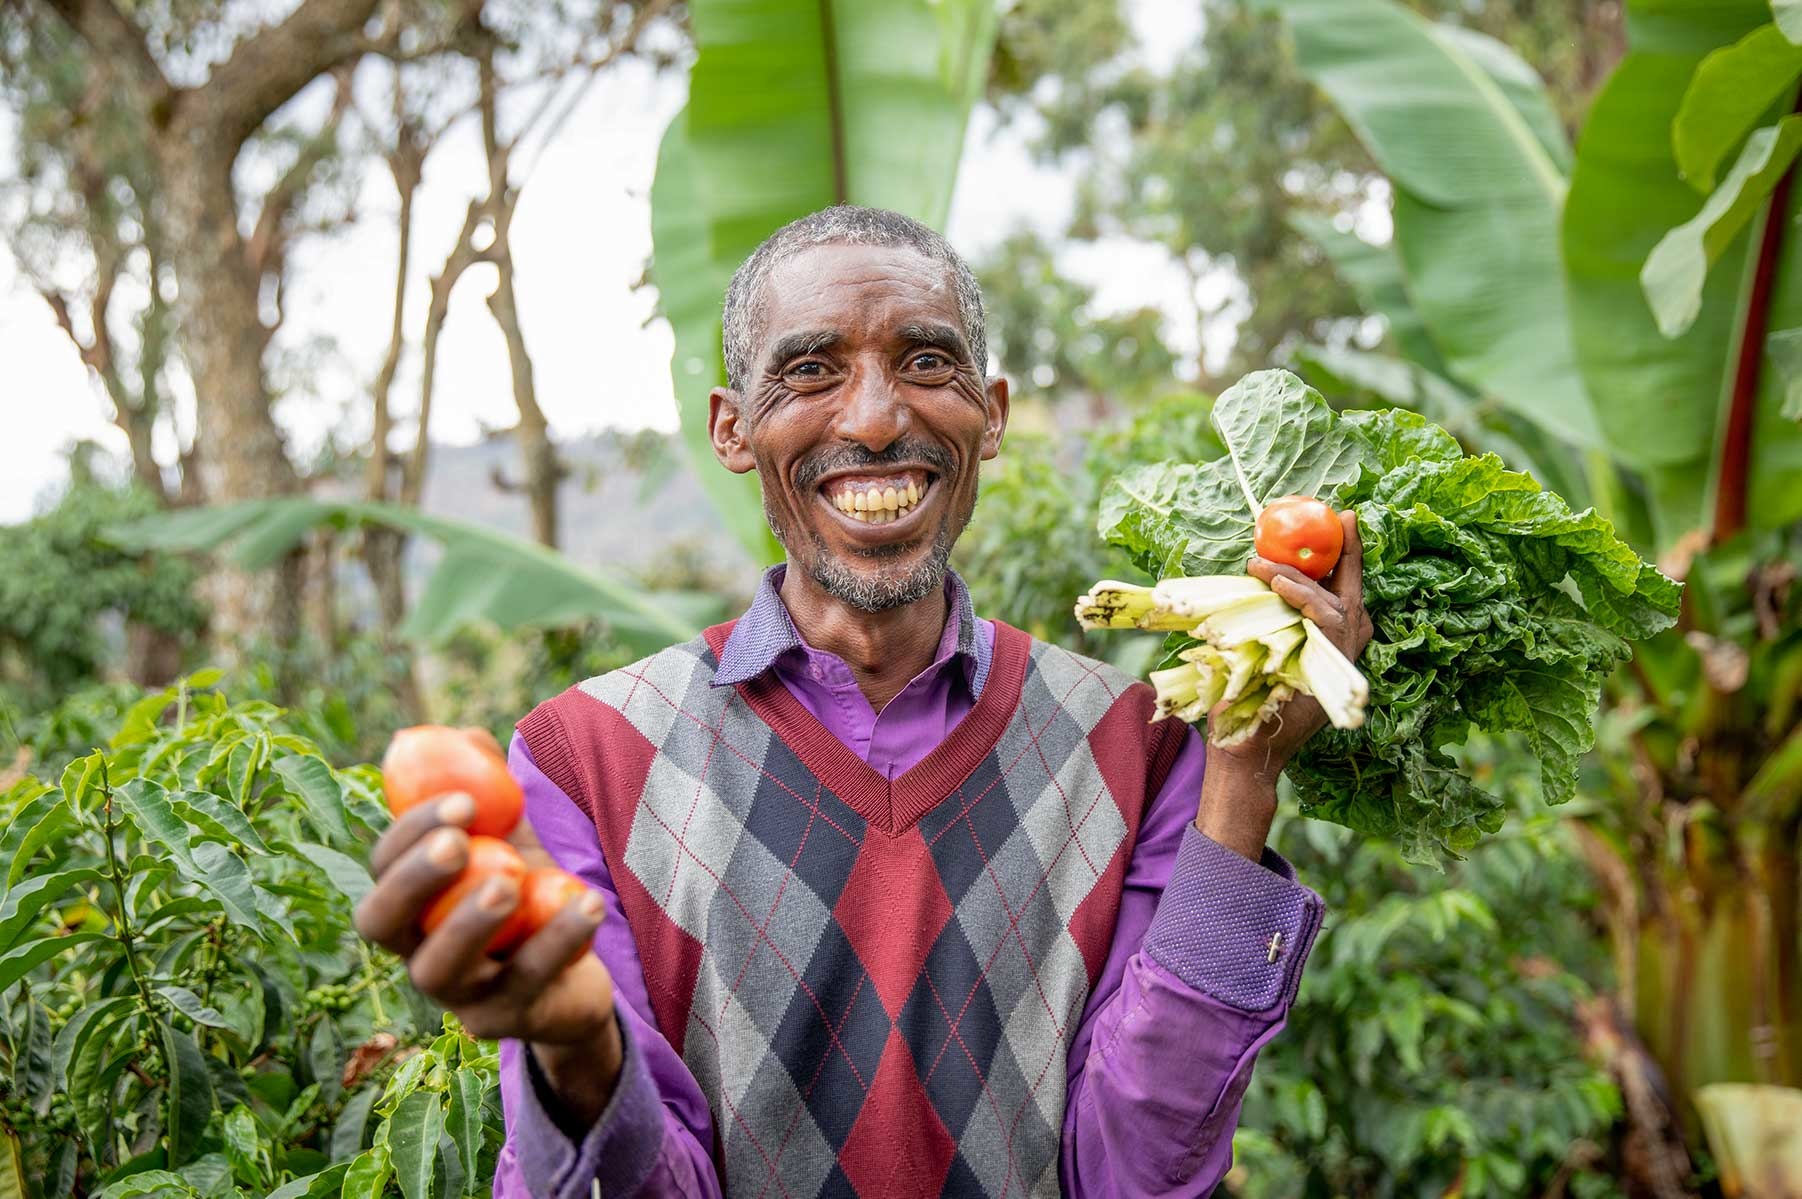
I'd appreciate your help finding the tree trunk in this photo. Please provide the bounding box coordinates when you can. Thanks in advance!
[1574,817,1802,1132]
[486,225,561,548]
[156,141,303,650]
[123,622,185,687]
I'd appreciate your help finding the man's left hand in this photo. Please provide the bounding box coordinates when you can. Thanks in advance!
[1219,508,1374,774]
[1204,509,1374,793]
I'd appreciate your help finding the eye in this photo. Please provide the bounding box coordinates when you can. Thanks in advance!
[790,362,825,377]
[909,351,951,372]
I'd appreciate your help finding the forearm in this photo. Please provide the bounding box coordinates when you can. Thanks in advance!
[496,1015,721,1199]
[1193,753,1280,862]
[530,1014,625,1134]
[1063,954,1289,1196]
[1061,808,1324,1197]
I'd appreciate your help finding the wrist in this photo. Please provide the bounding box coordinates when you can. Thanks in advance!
[531,1010,624,1132]
[1195,751,1280,862]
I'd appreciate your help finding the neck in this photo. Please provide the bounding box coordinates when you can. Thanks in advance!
[778,566,949,711]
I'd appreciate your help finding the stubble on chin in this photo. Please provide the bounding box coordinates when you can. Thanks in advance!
[761,474,975,613]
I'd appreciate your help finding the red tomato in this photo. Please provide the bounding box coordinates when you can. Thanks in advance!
[1254,495,1344,581]
[382,725,524,838]
[420,835,529,953]
[516,868,593,936]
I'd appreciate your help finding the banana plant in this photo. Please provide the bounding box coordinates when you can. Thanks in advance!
[648,0,1001,564]
[107,499,717,652]
[1259,0,1802,1178]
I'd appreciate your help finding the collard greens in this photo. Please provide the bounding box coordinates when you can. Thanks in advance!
[1098,370,1682,863]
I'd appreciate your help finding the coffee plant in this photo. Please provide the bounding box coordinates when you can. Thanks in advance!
[0,674,504,1197]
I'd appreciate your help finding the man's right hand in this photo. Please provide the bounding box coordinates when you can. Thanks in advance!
[354,792,624,1127]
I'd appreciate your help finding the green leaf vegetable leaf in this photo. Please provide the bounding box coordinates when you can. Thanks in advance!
[1098,370,1373,576]
[1094,371,1682,863]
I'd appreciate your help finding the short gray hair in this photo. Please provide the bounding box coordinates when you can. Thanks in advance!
[720,205,987,393]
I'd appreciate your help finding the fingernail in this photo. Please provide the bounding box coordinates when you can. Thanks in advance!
[578,892,605,921]
[479,877,516,911]
[426,829,461,866]
[437,793,475,824]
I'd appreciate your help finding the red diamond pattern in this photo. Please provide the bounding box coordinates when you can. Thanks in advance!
[833,826,955,1018]
[838,1029,957,1197]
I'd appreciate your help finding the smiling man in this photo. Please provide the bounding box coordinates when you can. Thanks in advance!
[355,206,1371,1198]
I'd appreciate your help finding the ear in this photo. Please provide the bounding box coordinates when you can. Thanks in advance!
[709,388,757,474]
[978,375,1010,461]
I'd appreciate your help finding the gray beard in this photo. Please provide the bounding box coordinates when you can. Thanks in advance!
[763,482,967,613]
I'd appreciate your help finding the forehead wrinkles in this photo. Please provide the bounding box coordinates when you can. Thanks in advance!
[756,249,958,350]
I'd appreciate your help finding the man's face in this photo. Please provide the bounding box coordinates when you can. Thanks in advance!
[709,242,1008,612]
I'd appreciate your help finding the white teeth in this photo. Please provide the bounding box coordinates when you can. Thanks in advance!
[826,477,930,521]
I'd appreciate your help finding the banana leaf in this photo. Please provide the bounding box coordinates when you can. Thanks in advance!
[1563,0,1802,543]
[106,499,716,651]
[648,0,999,565]
[1253,0,1599,449]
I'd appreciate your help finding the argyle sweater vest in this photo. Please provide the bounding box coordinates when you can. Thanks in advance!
[517,620,1187,1199]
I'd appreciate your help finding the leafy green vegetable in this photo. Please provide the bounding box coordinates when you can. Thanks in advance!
[1095,370,1682,863]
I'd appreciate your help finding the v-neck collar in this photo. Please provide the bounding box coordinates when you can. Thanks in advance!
[703,619,1030,836]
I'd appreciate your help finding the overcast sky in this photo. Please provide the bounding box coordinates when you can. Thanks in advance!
[0,0,1208,523]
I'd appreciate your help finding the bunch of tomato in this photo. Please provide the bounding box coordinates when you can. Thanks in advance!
[382,726,593,956]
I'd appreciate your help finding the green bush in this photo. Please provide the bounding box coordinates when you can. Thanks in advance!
[0,675,503,1197]
[1229,741,1622,1198]
[0,459,204,709]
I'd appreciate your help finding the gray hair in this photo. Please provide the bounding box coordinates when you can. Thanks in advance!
[720,205,987,393]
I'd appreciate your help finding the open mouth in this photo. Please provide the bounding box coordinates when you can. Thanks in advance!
[817,468,937,529]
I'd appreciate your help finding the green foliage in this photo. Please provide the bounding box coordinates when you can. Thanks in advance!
[0,466,203,707]
[648,0,1001,563]
[0,677,503,1197]
[1564,0,1802,541]
[955,391,1222,671]
[1253,0,1598,451]
[1100,371,1681,862]
[1230,747,1623,1197]
[108,498,714,653]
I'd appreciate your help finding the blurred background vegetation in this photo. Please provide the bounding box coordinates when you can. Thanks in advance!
[2,0,1800,1194]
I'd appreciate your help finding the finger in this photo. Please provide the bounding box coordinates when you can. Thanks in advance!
[506,888,607,988]
[1329,510,1364,608]
[1248,557,1344,626]
[406,873,517,1001]
[370,793,476,878]
[355,826,470,953]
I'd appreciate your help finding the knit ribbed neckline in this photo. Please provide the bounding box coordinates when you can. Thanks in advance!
[702,620,1031,836]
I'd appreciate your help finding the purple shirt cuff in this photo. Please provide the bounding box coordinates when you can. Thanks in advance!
[1140,825,1324,1014]
[514,1017,666,1199]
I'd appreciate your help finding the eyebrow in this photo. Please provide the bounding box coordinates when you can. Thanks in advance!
[765,329,841,371]
[897,322,971,362]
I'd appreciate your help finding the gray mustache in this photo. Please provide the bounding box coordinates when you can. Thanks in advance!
[796,440,954,491]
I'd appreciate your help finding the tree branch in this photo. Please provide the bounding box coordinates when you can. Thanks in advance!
[40,0,173,119]
[246,66,357,278]
[197,0,384,150]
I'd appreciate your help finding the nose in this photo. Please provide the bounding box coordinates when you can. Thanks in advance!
[834,359,908,452]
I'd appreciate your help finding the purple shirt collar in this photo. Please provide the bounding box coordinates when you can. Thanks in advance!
[712,564,990,697]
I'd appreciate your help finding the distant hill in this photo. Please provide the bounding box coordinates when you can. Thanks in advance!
[409,428,761,595]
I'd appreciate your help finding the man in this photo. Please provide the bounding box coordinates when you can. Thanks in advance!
[355,206,1371,1198]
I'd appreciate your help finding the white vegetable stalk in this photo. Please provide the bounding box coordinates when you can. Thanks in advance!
[1075,572,1368,743]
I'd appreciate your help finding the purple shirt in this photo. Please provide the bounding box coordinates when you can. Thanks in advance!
[493,567,1324,1197]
